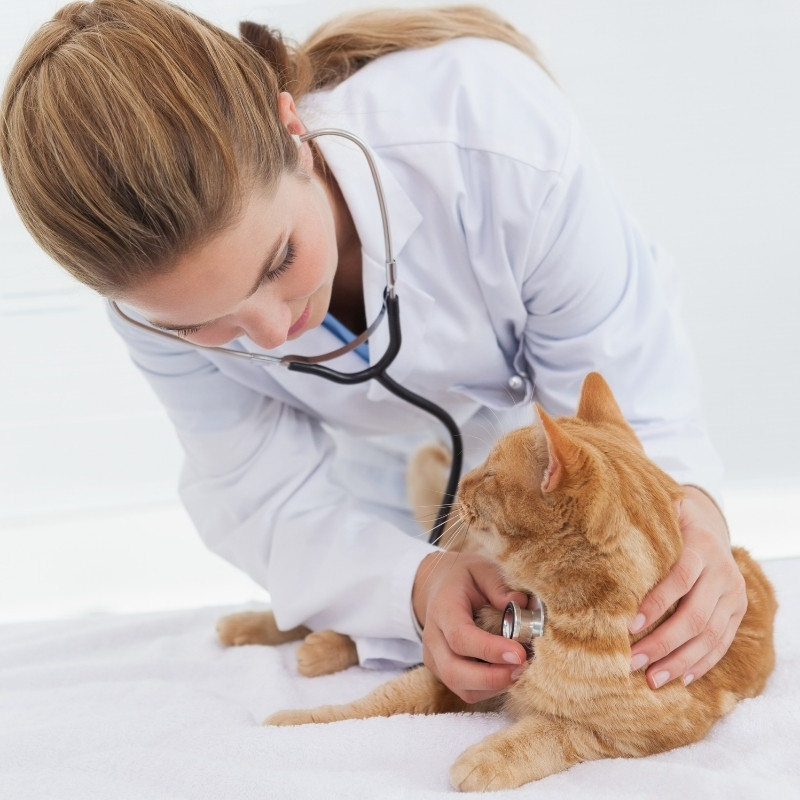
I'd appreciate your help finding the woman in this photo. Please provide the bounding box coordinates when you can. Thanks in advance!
[0,0,745,702]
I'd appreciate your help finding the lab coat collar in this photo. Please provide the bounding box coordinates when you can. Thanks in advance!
[313,133,434,394]
[312,133,421,272]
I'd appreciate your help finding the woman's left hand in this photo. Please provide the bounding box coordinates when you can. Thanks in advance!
[628,485,747,689]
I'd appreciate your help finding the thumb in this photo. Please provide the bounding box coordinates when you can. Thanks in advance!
[470,558,527,611]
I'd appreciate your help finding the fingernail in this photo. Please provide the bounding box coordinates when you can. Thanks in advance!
[630,653,649,672]
[652,670,670,689]
[683,673,694,687]
[502,651,522,665]
[628,613,646,634]
[511,667,525,681]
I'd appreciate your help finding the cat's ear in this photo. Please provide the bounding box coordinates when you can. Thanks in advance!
[535,404,581,493]
[576,372,629,428]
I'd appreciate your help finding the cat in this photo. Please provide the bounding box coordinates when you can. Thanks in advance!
[219,372,777,792]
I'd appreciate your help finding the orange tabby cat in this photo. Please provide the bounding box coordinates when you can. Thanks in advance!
[259,372,776,791]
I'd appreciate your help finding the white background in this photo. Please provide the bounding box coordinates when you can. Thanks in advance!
[1,0,798,622]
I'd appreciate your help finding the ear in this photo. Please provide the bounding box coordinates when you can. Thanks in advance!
[576,372,629,427]
[277,91,302,132]
[277,91,314,172]
[535,404,581,493]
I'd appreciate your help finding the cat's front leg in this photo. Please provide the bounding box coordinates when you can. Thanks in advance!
[216,610,309,646]
[450,713,602,791]
[266,665,495,726]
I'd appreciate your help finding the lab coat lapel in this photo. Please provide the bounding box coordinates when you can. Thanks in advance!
[313,132,420,272]
[314,133,434,397]
[361,253,435,401]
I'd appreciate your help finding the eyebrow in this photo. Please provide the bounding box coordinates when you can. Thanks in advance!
[150,234,287,332]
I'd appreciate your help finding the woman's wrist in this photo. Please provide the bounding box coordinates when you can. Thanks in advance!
[681,484,730,543]
[411,551,440,632]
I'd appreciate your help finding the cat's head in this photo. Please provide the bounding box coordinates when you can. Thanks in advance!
[456,372,683,617]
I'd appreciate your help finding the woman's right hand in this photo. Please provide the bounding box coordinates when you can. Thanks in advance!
[412,550,528,703]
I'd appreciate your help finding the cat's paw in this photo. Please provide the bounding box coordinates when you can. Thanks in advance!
[474,605,504,636]
[216,611,270,646]
[450,743,521,792]
[216,610,309,647]
[263,708,316,727]
[296,630,358,677]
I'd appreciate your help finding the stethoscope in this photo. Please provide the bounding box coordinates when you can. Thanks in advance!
[502,597,546,650]
[110,128,462,546]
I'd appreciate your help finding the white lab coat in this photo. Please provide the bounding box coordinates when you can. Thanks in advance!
[110,38,722,668]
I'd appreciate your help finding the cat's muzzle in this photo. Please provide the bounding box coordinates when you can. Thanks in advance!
[502,596,546,646]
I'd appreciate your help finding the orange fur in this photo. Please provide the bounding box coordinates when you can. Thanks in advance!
[216,612,359,676]
[263,372,777,792]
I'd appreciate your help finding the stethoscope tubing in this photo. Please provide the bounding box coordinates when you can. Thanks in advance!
[110,128,463,546]
[379,371,463,546]
[299,128,397,296]
[286,293,462,545]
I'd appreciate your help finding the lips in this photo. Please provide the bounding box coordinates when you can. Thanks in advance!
[287,301,311,337]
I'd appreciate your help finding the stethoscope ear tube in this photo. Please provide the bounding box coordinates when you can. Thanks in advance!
[300,128,397,296]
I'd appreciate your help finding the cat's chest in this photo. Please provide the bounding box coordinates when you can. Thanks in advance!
[507,637,632,714]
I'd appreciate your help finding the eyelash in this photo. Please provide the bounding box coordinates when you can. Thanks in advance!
[174,326,201,338]
[172,241,297,338]
[264,240,296,283]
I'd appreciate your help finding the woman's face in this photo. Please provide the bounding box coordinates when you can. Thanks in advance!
[120,169,340,350]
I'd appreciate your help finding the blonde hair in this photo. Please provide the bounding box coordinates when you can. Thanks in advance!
[1,0,545,295]
[242,6,546,98]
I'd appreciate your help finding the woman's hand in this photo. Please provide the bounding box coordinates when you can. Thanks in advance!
[629,486,747,688]
[412,551,528,703]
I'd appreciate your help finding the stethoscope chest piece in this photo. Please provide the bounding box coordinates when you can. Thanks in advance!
[502,596,546,647]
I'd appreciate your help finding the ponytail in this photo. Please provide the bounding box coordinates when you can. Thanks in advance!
[240,5,548,98]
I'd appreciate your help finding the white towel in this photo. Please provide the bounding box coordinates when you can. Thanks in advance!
[1,558,798,799]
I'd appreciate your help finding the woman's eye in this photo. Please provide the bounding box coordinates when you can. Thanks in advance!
[264,241,296,283]
[175,326,202,338]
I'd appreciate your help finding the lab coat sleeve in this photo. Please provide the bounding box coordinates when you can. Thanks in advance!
[107,310,436,649]
[510,124,724,500]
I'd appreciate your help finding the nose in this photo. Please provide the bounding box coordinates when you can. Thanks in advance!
[236,298,292,350]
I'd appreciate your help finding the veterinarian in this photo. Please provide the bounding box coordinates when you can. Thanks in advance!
[0,0,746,702]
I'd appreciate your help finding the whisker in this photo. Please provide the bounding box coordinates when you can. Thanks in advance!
[468,420,496,446]
[460,433,493,452]
[485,404,504,432]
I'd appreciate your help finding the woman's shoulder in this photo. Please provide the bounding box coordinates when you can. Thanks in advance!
[357,36,550,87]
[304,37,576,173]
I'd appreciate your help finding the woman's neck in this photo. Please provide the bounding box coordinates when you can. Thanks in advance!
[321,164,366,333]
